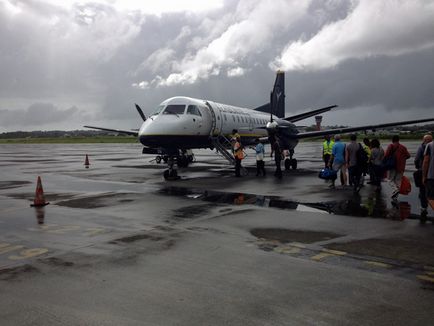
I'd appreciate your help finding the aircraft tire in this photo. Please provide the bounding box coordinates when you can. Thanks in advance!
[156,156,161,163]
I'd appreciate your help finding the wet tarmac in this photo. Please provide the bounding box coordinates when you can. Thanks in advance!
[1,142,434,325]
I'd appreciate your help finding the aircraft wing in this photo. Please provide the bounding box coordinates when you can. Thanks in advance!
[294,117,434,139]
[84,125,138,137]
[284,105,337,123]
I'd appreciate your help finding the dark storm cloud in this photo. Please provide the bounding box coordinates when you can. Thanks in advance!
[0,102,88,127]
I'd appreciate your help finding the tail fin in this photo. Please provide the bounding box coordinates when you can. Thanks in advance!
[254,70,285,118]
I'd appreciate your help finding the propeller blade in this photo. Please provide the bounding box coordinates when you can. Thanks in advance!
[135,103,147,122]
[269,91,273,123]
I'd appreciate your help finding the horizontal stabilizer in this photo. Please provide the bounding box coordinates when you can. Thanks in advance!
[285,105,337,123]
[294,117,434,139]
[84,125,138,137]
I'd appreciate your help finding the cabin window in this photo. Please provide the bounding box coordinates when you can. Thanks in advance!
[163,105,185,115]
[186,105,201,116]
[237,116,240,122]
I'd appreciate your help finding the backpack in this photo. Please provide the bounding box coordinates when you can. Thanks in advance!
[356,143,369,172]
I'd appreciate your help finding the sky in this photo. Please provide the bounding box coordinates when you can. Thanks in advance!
[1,0,434,132]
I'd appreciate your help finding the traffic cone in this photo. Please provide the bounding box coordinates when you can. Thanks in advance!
[84,154,90,168]
[30,176,49,207]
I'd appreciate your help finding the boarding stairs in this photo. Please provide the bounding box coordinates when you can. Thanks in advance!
[211,136,235,165]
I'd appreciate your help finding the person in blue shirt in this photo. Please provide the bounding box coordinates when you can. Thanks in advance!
[255,138,266,176]
[328,134,347,188]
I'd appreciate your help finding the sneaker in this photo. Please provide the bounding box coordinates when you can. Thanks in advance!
[391,189,399,199]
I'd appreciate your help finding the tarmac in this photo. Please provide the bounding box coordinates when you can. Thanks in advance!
[0,141,434,325]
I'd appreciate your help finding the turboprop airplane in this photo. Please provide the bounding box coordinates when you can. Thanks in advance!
[85,71,434,179]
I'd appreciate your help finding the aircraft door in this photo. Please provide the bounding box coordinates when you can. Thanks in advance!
[186,105,204,135]
[248,116,254,131]
[205,101,223,136]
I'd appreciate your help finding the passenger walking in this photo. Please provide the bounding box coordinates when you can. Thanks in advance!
[416,134,432,220]
[273,137,283,179]
[345,134,362,193]
[422,137,434,212]
[322,135,334,168]
[362,137,372,184]
[384,135,410,200]
[328,135,347,188]
[255,138,266,176]
[233,137,244,177]
[370,138,384,191]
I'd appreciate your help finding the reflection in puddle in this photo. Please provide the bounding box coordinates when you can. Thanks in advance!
[34,207,45,224]
[160,187,419,221]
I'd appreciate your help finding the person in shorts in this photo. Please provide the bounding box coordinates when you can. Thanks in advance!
[328,134,346,188]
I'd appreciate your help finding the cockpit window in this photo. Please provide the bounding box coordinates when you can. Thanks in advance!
[163,105,185,115]
[186,105,202,116]
[151,105,165,116]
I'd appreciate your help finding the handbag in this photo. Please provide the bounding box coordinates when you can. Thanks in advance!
[399,175,411,195]
[413,170,422,188]
[318,168,337,180]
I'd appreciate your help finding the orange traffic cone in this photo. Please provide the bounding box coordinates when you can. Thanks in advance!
[30,176,49,207]
[84,154,90,168]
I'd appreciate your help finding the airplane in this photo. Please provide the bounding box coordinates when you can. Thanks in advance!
[85,71,434,180]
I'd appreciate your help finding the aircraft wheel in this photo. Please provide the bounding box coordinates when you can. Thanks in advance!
[291,159,297,170]
[164,169,178,180]
[284,159,291,170]
[156,156,162,163]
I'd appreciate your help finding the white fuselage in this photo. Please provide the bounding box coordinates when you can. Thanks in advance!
[138,96,274,150]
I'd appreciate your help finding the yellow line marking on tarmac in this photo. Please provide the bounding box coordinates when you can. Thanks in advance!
[425,271,434,277]
[417,275,434,283]
[289,242,306,248]
[0,245,24,255]
[0,243,11,249]
[322,249,347,256]
[365,261,391,268]
[274,246,301,254]
[311,249,347,261]
[9,248,49,260]
[311,253,334,261]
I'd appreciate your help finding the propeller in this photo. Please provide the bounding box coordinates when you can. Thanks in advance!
[135,103,147,122]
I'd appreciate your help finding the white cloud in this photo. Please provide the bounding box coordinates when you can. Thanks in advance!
[227,67,245,77]
[16,0,224,15]
[273,0,434,71]
[149,0,312,87]
[131,81,149,89]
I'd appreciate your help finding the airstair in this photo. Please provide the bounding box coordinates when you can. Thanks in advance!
[211,136,235,165]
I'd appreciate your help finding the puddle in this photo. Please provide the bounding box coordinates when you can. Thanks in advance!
[251,228,342,244]
[159,186,423,221]
[0,181,31,190]
[56,193,130,209]
[325,237,434,266]
[172,203,217,219]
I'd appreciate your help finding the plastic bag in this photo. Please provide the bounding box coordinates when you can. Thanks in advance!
[399,175,411,195]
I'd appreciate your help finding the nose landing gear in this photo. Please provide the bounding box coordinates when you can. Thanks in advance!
[161,150,195,180]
